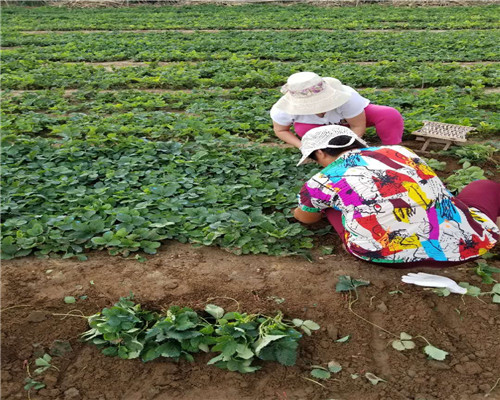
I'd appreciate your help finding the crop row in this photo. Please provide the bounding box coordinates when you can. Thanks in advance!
[2,30,499,62]
[2,86,498,142]
[2,5,499,30]
[1,134,321,260]
[3,59,498,91]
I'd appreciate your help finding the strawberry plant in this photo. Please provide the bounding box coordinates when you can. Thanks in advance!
[141,306,215,362]
[206,305,307,372]
[444,161,487,193]
[81,295,159,359]
[2,5,499,31]
[82,296,317,373]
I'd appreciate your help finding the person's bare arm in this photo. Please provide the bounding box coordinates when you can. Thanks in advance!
[345,111,366,138]
[273,121,302,148]
[293,208,322,224]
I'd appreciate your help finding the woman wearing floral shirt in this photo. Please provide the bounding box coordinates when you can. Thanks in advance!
[294,126,499,267]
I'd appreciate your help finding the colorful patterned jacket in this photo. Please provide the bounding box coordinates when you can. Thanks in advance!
[298,146,498,263]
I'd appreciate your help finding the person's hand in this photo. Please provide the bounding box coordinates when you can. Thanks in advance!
[401,272,467,294]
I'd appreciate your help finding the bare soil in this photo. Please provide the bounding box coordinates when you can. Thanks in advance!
[2,233,500,400]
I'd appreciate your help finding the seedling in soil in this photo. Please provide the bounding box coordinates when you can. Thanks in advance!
[310,361,342,380]
[391,332,416,351]
[291,318,320,336]
[33,354,59,375]
[474,260,500,284]
[335,275,370,292]
[479,283,500,304]
[24,378,45,391]
[82,295,318,373]
[432,287,451,297]
[320,246,334,255]
[458,282,481,297]
[392,332,448,361]
[335,276,450,361]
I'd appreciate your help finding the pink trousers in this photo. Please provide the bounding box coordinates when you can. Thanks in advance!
[324,180,500,268]
[294,104,404,145]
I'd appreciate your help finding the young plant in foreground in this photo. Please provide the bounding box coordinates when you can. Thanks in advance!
[82,296,318,373]
[142,306,215,362]
[335,275,450,361]
[81,295,159,360]
[207,304,314,373]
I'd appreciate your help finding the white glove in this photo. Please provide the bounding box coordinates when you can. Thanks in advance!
[401,272,467,294]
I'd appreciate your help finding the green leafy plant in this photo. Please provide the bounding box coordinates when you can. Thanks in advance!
[448,143,497,165]
[141,306,214,362]
[33,354,58,375]
[82,296,317,373]
[291,318,320,336]
[335,275,370,292]
[391,332,448,360]
[24,378,45,392]
[474,260,500,284]
[81,294,159,360]
[208,305,312,373]
[445,161,487,193]
[422,157,446,172]
[310,360,342,380]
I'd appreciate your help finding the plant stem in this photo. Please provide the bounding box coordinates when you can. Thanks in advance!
[485,377,500,397]
[301,376,327,389]
[348,291,398,338]
[52,309,89,319]
[0,304,32,312]
[206,296,240,311]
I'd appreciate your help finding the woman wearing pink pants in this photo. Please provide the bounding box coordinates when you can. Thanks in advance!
[271,72,404,148]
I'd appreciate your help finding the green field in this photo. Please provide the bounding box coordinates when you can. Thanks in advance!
[1,4,499,260]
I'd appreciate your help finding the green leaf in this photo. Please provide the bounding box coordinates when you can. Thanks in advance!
[336,335,350,343]
[254,334,286,355]
[236,344,255,359]
[492,284,500,295]
[392,340,406,351]
[336,275,370,292]
[311,369,331,380]
[302,320,320,330]
[205,304,224,320]
[424,345,448,361]
[207,354,224,365]
[292,318,303,327]
[158,341,182,358]
[432,287,451,297]
[458,282,481,297]
[64,296,76,304]
[221,339,238,358]
[327,361,342,373]
[492,294,500,304]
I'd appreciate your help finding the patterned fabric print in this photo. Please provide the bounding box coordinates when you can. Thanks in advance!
[298,146,499,263]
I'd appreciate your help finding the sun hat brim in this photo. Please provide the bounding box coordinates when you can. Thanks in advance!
[296,126,368,166]
[274,78,352,115]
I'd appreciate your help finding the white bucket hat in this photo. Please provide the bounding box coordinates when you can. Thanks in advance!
[275,72,352,115]
[297,125,368,166]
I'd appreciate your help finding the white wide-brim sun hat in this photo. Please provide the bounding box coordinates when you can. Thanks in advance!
[274,72,352,115]
[297,125,368,166]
